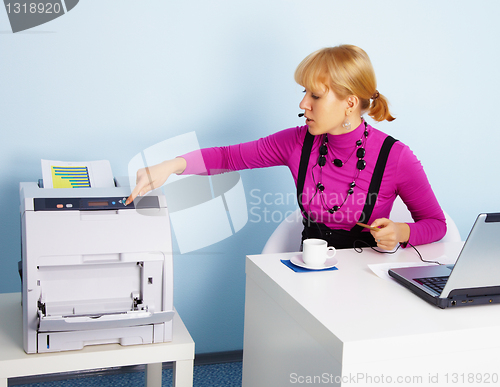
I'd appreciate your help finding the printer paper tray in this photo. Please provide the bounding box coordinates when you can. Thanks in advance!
[39,310,174,332]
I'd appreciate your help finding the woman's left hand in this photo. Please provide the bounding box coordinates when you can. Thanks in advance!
[369,218,410,250]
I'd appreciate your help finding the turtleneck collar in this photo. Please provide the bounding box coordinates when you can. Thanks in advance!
[326,120,368,149]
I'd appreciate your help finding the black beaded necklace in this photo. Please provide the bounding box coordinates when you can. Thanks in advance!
[312,121,369,214]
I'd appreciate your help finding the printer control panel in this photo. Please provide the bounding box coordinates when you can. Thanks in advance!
[33,196,159,211]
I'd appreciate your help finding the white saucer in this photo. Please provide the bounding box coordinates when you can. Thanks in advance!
[290,254,338,270]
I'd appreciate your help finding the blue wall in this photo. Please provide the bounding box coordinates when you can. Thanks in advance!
[2,1,500,353]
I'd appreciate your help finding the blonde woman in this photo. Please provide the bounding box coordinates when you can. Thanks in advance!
[127,45,446,250]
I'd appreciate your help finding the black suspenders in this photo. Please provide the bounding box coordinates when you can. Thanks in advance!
[296,130,315,218]
[297,130,398,232]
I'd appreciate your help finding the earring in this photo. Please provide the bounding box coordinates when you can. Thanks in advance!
[342,117,351,131]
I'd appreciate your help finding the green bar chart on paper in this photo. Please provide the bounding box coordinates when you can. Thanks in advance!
[51,166,91,188]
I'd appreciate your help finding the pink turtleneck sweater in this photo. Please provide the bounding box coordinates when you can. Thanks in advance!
[181,122,446,246]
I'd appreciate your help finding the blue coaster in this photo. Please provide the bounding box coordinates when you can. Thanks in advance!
[281,259,338,273]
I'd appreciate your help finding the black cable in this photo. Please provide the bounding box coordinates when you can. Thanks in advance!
[353,240,443,265]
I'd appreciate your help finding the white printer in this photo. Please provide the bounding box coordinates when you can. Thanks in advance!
[19,178,174,353]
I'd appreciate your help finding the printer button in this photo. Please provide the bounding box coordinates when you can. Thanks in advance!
[66,204,73,208]
[57,204,64,209]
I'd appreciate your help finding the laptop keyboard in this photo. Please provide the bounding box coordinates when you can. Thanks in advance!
[414,276,449,294]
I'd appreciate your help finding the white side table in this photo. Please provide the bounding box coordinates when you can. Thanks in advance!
[0,293,194,387]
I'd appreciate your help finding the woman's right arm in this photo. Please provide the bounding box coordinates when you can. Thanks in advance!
[126,157,187,205]
[126,126,303,205]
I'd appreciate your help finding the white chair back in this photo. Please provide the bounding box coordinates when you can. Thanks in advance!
[261,196,461,254]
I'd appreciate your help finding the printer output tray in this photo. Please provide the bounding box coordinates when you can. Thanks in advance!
[39,310,174,332]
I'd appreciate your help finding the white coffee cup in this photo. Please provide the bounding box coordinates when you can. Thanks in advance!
[302,238,336,267]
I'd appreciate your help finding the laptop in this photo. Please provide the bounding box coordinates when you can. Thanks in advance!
[389,213,500,308]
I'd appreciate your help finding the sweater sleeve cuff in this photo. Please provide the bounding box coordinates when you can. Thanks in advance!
[180,150,208,175]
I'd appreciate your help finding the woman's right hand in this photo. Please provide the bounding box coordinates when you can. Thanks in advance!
[126,157,187,205]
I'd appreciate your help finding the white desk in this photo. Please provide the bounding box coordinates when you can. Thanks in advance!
[242,242,500,387]
[0,293,194,387]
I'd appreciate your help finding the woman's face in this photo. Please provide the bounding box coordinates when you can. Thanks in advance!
[299,87,351,136]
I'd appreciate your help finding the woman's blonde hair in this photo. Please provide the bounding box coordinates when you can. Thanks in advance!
[294,45,395,122]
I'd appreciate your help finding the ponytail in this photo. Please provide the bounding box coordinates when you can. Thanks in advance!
[368,92,395,122]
